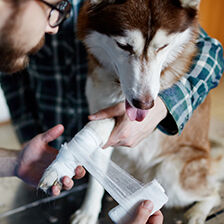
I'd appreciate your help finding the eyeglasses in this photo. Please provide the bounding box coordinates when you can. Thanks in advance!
[39,0,72,28]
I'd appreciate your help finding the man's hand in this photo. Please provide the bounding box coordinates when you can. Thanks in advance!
[130,200,163,224]
[89,97,167,148]
[15,125,86,195]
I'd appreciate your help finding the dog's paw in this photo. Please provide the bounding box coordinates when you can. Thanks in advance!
[38,164,62,193]
[187,217,205,224]
[70,209,98,224]
[185,209,206,224]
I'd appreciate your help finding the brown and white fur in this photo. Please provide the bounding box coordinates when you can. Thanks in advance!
[40,0,224,223]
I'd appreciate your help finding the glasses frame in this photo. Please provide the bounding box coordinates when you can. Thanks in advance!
[39,0,72,28]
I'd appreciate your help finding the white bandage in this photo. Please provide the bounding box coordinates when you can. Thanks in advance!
[109,180,168,224]
[48,126,168,222]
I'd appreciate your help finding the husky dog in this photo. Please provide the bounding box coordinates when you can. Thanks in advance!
[40,0,224,223]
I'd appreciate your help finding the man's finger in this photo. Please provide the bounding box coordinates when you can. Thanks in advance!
[61,176,74,190]
[131,200,153,224]
[102,123,122,149]
[148,210,163,224]
[88,102,125,120]
[74,166,86,179]
[103,132,118,149]
[51,185,61,196]
[41,124,64,143]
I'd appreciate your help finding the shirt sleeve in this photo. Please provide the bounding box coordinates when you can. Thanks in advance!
[158,28,224,135]
[0,70,42,143]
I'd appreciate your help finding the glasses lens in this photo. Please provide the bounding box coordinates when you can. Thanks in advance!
[49,10,60,27]
[49,1,71,27]
[58,1,69,11]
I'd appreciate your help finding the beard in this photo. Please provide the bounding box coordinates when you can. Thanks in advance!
[0,11,45,74]
[0,33,45,74]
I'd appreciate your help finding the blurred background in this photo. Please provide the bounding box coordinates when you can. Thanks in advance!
[199,0,224,124]
[0,0,223,223]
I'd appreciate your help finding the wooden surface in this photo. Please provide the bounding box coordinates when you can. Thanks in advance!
[199,0,224,46]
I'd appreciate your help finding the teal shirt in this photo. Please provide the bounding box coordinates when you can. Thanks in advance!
[159,28,224,135]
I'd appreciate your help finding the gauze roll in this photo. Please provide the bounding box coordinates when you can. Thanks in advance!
[41,126,168,222]
[109,180,168,223]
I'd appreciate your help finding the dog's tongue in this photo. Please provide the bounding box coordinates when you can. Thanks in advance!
[125,100,148,122]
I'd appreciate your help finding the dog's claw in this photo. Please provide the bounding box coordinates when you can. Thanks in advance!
[38,169,61,193]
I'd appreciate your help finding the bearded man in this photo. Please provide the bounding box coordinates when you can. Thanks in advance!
[0,0,83,196]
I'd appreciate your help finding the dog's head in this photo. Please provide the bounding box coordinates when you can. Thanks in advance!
[78,0,200,121]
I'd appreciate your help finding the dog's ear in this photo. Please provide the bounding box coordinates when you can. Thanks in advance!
[179,0,200,9]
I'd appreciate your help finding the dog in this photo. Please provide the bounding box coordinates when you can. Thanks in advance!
[39,0,224,223]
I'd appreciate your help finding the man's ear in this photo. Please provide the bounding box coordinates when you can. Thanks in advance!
[179,0,201,9]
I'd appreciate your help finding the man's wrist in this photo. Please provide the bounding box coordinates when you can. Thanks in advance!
[156,97,168,121]
[0,149,20,177]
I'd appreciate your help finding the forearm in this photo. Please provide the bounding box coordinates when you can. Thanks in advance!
[0,148,19,177]
[158,28,224,135]
[0,71,42,143]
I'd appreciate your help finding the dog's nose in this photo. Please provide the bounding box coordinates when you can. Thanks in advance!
[132,98,154,110]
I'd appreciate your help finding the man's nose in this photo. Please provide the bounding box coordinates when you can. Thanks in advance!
[45,24,59,34]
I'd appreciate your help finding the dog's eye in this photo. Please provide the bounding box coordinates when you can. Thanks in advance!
[116,41,134,55]
[156,44,168,53]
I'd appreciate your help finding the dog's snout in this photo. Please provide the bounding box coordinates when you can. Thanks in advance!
[132,98,154,110]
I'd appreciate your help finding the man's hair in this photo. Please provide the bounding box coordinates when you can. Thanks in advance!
[10,0,31,14]
[7,0,28,8]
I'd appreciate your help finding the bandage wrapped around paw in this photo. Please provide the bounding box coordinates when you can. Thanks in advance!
[39,125,168,223]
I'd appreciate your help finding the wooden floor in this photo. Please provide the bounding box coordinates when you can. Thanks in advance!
[0,80,223,224]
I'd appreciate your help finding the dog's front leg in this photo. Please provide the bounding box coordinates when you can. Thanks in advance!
[70,119,114,224]
[70,146,113,224]
[185,191,221,224]
[39,118,115,224]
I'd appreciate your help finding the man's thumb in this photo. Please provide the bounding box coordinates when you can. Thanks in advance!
[41,124,64,143]
[131,200,153,224]
[88,102,125,120]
